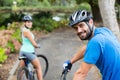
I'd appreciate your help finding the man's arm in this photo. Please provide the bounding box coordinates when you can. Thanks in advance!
[73,62,93,80]
[70,45,86,64]
[63,45,86,71]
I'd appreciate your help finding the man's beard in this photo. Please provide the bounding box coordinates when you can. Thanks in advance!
[77,30,92,40]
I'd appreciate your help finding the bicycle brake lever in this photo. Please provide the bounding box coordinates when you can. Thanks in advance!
[62,69,68,74]
[60,69,69,80]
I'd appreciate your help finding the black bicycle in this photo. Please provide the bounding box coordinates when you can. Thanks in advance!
[17,54,49,80]
[60,69,69,80]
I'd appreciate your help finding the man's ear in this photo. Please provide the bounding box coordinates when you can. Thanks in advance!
[89,19,93,25]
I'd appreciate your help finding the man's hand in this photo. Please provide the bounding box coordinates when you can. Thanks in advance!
[63,60,72,71]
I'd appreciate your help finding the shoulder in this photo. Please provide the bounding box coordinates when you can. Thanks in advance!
[95,27,113,35]
[88,33,105,48]
[93,27,111,41]
[21,27,29,32]
[21,27,31,36]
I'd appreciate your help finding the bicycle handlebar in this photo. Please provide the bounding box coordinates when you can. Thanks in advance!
[60,69,69,80]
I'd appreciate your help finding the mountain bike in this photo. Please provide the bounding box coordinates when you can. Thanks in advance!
[17,54,49,80]
[60,69,69,80]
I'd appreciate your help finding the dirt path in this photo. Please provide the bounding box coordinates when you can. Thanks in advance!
[9,27,102,80]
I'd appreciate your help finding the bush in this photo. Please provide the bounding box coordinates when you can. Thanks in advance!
[0,22,21,53]
[78,2,91,11]
[33,18,56,32]
[0,47,7,63]
[0,12,24,27]
[6,41,15,53]
[0,0,13,7]
[32,11,69,32]
[42,0,51,7]
[33,11,52,19]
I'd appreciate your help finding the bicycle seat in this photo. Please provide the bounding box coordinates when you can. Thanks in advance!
[19,56,27,60]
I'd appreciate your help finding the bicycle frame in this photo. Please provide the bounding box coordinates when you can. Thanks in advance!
[18,54,49,80]
[19,56,35,80]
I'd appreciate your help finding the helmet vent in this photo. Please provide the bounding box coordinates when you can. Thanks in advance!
[68,10,93,27]
[82,12,85,16]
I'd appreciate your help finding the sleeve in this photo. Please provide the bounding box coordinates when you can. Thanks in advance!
[83,37,103,64]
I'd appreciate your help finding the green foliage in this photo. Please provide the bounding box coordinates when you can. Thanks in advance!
[16,0,25,6]
[0,26,6,30]
[75,0,98,5]
[0,22,21,53]
[9,12,24,22]
[42,0,51,7]
[0,0,13,7]
[0,47,7,63]
[0,12,24,27]
[32,11,69,32]
[33,18,57,32]
[33,11,52,19]
[17,0,39,6]
[78,2,91,11]
[6,41,15,53]
[41,18,58,32]
[11,29,22,43]
[33,17,68,32]
[58,19,69,27]
[0,12,10,27]
[7,22,22,43]
[33,11,54,32]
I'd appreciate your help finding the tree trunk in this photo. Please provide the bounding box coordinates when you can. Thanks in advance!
[89,1,102,22]
[98,0,120,41]
[116,0,120,4]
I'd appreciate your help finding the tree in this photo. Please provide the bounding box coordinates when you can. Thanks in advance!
[76,0,102,22]
[116,0,120,4]
[88,0,102,22]
[98,0,120,41]
[0,0,13,7]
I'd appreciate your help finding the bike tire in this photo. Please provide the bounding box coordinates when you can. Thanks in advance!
[17,67,29,80]
[37,54,49,78]
[17,67,35,80]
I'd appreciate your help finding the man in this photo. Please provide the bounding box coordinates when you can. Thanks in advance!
[63,10,120,80]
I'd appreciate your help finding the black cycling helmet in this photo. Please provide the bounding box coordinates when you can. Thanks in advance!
[69,10,93,27]
[22,15,32,21]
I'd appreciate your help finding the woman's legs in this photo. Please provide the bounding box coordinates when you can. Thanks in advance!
[19,51,43,80]
[20,60,25,67]
[31,58,43,80]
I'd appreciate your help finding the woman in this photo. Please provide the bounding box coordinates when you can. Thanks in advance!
[19,15,43,80]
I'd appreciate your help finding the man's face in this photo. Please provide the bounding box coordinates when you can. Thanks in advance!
[73,22,91,40]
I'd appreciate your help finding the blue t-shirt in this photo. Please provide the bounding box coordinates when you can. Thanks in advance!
[84,27,120,80]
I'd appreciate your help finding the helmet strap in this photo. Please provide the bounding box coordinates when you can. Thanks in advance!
[85,22,94,40]
[24,25,29,29]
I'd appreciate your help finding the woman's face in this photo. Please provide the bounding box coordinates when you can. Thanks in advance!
[24,21,32,28]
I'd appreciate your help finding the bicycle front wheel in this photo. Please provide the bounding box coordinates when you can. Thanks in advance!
[17,67,29,80]
[37,54,49,78]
